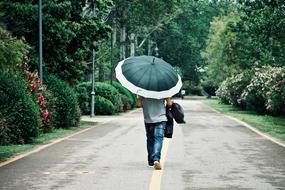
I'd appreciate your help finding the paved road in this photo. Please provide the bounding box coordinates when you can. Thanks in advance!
[0,100,284,190]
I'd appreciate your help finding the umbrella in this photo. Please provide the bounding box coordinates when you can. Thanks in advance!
[115,55,182,99]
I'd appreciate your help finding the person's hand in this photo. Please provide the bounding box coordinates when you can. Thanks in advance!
[166,98,173,108]
[136,99,142,108]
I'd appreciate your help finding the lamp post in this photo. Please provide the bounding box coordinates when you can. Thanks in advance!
[38,0,43,83]
[90,41,96,117]
[155,45,159,57]
[90,46,96,117]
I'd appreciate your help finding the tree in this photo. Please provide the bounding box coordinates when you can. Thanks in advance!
[0,0,112,84]
[202,10,244,86]
[236,0,285,67]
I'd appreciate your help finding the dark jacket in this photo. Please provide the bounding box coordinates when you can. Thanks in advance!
[172,102,186,124]
[165,108,174,138]
[164,102,186,138]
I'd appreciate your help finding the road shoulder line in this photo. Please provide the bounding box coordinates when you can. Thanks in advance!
[203,101,285,148]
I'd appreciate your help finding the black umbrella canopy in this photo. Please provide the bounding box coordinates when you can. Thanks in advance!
[121,56,179,92]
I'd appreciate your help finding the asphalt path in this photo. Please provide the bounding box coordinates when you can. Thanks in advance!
[0,100,284,190]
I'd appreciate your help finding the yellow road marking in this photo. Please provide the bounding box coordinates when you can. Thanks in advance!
[149,138,170,190]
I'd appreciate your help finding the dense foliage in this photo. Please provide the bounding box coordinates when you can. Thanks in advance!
[0,25,29,74]
[203,1,285,86]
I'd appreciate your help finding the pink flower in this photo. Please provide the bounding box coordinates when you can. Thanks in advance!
[38,92,46,107]
[32,82,38,91]
[43,109,49,120]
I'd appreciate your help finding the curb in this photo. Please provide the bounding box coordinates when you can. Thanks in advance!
[202,102,285,148]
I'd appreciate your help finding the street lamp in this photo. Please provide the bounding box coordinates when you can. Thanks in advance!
[155,45,159,57]
[38,0,43,83]
[90,41,96,117]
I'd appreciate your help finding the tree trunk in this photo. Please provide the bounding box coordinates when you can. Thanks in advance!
[110,10,116,83]
[148,39,152,56]
[98,64,105,82]
[130,33,135,57]
[120,23,126,60]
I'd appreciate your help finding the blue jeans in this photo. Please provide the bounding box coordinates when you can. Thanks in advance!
[145,122,165,164]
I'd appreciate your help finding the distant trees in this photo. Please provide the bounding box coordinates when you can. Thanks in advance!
[157,0,230,85]
[1,0,283,90]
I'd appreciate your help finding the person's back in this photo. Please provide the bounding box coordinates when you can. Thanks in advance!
[142,98,167,124]
[137,97,172,170]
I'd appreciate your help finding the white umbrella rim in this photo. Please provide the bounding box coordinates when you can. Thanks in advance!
[115,58,182,99]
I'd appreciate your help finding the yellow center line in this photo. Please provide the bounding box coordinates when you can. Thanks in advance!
[149,138,170,190]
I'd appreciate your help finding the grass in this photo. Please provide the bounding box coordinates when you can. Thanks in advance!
[203,99,285,142]
[0,120,97,163]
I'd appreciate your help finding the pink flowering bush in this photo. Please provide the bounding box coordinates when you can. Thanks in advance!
[265,67,285,115]
[217,65,285,116]
[22,56,51,132]
[216,78,231,104]
[216,71,251,107]
[240,66,272,114]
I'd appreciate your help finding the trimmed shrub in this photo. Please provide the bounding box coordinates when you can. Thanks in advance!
[0,74,40,144]
[95,82,121,111]
[95,96,115,115]
[75,82,121,114]
[111,81,136,109]
[44,75,81,129]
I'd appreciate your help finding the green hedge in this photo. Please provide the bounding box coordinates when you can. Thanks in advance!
[44,75,81,129]
[0,74,40,145]
[75,82,122,114]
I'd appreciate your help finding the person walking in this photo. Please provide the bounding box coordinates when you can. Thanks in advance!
[137,97,173,170]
